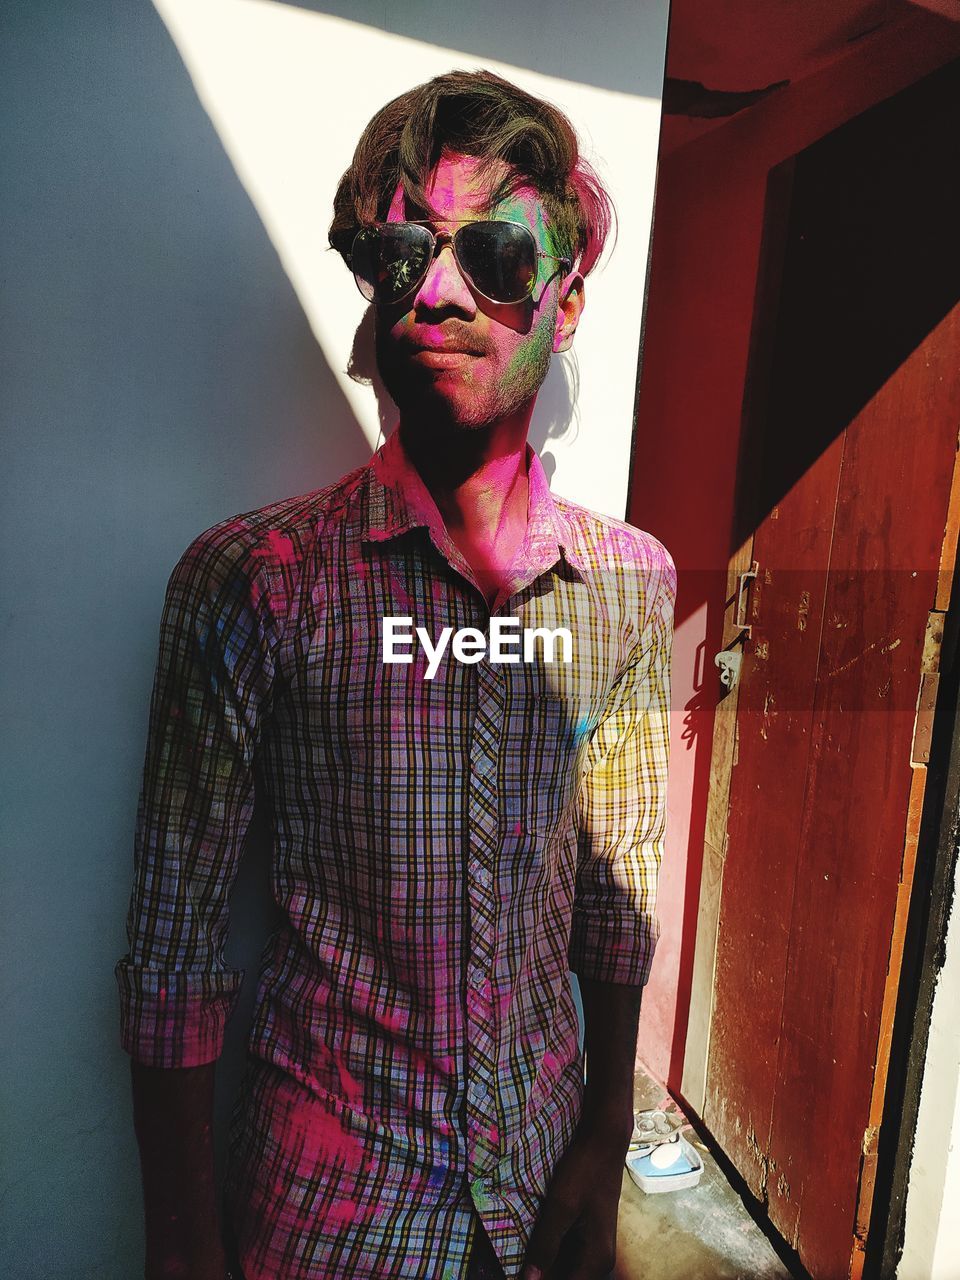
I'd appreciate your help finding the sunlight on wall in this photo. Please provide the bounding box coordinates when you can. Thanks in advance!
[901,883,960,1279]
[151,0,665,515]
[640,601,708,1081]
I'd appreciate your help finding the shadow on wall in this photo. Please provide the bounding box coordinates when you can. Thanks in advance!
[266,0,665,98]
[735,57,960,545]
[1,2,368,1276]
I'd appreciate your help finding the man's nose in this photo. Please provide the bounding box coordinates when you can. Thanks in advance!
[413,242,477,314]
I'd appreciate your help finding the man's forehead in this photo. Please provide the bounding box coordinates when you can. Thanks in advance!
[387,153,546,228]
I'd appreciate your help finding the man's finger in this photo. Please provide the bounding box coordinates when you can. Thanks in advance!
[520,1196,579,1280]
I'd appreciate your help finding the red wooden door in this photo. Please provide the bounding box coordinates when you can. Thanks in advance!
[704,60,960,1279]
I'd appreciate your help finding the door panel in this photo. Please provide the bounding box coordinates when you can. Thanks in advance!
[704,59,960,1278]
[707,433,845,1206]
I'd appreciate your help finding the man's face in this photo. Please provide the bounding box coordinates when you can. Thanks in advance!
[373,152,581,432]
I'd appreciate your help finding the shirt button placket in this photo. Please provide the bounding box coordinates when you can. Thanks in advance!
[465,656,505,1185]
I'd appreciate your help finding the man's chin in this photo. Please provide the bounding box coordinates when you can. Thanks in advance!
[384,383,496,433]
[378,353,546,433]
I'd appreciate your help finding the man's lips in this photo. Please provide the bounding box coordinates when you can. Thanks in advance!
[406,342,485,369]
[410,348,480,368]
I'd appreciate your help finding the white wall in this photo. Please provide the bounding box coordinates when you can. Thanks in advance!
[901,862,960,1279]
[0,3,667,1276]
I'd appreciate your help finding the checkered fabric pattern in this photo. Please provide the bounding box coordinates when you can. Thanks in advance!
[115,429,675,1279]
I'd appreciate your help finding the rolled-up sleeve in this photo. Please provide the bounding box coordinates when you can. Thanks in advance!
[567,549,676,986]
[115,525,278,1067]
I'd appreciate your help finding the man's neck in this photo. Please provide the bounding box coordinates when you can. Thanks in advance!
[399,412,534,604]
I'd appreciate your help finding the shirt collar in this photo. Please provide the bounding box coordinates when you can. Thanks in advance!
[360,429,586,585]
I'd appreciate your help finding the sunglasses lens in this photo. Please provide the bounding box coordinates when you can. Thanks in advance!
[351,224,434,304]
[456,221,537,303]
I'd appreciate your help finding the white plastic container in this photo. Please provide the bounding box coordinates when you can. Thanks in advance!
[625,1134,704,1193]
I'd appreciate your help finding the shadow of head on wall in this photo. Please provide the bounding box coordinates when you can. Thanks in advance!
[347,304,579,474]
[529,350,580,487]
[346,305,392,443]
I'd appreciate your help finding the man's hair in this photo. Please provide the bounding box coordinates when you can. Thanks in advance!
[329,69,614,277]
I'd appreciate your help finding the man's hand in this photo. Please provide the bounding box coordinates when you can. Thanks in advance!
[520,1117,633,1280]
[522,977,643,1279]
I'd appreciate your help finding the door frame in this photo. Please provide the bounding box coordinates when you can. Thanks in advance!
[865,556,960,1276]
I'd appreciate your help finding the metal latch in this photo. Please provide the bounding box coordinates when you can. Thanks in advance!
[713,561,758,693]
[715,649,743,691]
[735,561,759,639]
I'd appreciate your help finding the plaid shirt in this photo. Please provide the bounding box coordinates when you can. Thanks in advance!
[115,430,675,1280]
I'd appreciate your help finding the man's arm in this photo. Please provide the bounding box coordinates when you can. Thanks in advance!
[520,981,643,1280]
[578,977,644,1138]
[131,1061,228,1280]
[116,526,280,1278]
[522,546,676,1280]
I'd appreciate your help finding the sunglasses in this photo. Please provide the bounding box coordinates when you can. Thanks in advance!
[348,219,573,307]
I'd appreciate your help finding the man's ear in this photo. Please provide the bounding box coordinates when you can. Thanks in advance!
[553,272,585,353]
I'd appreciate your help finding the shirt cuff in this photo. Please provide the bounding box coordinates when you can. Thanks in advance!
[567,909,659,986]
[115,959,244,1067]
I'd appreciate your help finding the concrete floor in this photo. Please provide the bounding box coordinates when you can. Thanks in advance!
[613,1070,795,1280]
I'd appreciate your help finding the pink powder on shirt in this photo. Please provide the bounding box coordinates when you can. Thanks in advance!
[322,1196,361,1229]
[263,529,296,565]
[333,1052,363,1107]
[285,1105,366,1175]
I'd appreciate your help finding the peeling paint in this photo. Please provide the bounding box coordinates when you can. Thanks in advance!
[797,589,810,633]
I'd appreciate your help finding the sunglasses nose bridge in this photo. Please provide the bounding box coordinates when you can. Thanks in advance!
[414,232,476,310]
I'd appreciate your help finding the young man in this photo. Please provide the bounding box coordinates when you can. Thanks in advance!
[117,70,675,1280]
